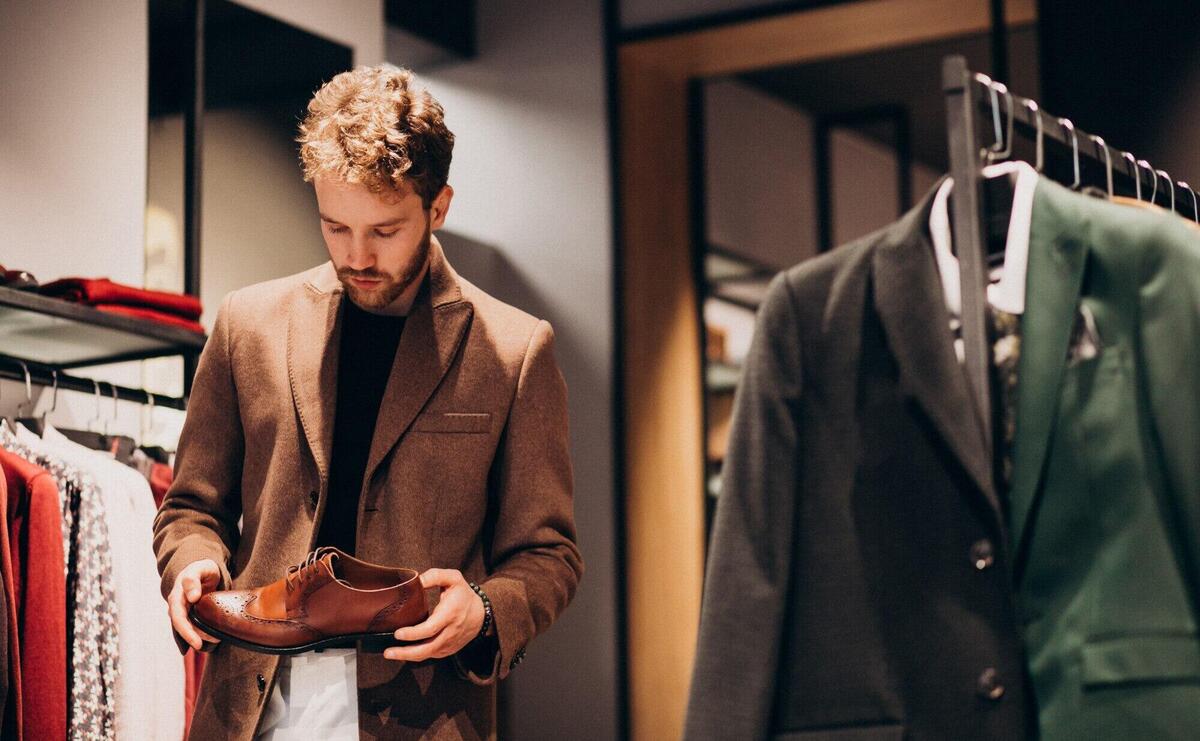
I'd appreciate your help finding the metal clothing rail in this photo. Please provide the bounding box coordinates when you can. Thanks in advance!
[0,355,188,411]
[941,53,1198,458]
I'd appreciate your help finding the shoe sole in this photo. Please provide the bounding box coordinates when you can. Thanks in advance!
[189,609,409,656]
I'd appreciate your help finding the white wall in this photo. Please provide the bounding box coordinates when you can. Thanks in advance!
[0,0,152,434]
[390,1,618,739]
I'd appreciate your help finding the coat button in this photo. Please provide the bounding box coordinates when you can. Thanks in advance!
[977,667,1005,700]
[970,539,995,571]
[308,491,319,509]
[256,673,266,693]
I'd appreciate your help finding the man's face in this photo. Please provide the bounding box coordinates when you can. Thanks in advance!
[313,177,452,313]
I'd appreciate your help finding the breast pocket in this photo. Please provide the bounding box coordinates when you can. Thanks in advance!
[411,411,492,434]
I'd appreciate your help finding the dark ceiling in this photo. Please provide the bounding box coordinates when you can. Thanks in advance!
[738,25,1041,173]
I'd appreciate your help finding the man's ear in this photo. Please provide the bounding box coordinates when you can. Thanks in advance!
[430,185,454,230]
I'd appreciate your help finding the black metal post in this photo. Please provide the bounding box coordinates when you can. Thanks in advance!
[990,0,1008,84]
[943,55,993,451]
[815,117,833,253]
[182,0,205,397]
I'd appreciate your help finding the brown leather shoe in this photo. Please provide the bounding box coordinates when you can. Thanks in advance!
[189,547,428,655]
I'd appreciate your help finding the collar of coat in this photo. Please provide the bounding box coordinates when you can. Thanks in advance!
[871,175,1088,553]
[288,235,474,490]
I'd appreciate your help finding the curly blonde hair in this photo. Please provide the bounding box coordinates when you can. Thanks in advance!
[297,65,454,207]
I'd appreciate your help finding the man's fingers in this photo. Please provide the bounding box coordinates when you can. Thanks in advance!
[168,594,202,650]
[181,573,202,602]
[418,568,458,589]
[384,639,437,663]
[394,606,451,642]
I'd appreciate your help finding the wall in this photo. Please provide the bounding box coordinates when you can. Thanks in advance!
[197,107,332,329]
[704,78,941,272]
[389,1,618,739]
[0,0,151,433]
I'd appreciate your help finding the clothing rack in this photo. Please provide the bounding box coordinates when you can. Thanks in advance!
[0,354,188,411]
[941,54,1198,456]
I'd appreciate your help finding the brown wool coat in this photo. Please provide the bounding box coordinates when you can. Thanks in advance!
[152,238,583,740]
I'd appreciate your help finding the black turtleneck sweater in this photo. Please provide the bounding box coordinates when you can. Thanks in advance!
[314,298,405,555]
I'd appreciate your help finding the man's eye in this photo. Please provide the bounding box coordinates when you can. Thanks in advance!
[326,224,348,234]
[375,229,399,238]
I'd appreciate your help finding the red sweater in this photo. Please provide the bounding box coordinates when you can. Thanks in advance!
[1,449,67,741]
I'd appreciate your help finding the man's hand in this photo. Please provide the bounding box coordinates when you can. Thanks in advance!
[384,568,485,662]
[167,558,223,651]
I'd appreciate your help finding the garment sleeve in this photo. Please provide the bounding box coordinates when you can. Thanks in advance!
[152,292,243,603]
[683,272,802,741]
[1139,221,1200,608]
[454,319,584,684]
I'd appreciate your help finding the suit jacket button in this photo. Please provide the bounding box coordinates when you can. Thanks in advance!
[256,673,267,693]
[309,491,319,509]
[970,539,995,570]
[977,667,1004,700]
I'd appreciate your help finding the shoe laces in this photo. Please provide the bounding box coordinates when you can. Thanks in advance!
[285,547,336,593]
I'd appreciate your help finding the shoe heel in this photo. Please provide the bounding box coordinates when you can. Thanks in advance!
[359,633,398,654]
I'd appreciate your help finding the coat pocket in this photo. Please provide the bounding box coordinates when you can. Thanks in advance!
[1081,633,1200,688]
[774,723,904,741]
[411,411,492,434]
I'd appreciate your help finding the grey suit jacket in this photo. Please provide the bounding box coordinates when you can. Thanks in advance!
[684,180,1033,740]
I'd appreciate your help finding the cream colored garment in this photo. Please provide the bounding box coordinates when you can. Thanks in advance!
[257,648,359,740]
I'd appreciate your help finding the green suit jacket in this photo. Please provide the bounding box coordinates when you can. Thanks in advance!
[1012,177,1200,739]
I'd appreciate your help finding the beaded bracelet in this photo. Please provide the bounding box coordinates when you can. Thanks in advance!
[468,581,493,640]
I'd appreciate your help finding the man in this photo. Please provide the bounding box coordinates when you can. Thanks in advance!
[153,64,583,740]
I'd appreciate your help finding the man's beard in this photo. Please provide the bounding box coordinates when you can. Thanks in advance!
[337,222,431,311]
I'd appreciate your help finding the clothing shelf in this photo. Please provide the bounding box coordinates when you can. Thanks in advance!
[0,285,206,368]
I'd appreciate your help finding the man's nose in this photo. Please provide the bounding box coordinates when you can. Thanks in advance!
[345,235,376,271]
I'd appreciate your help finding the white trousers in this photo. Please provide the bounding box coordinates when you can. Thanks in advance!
[256,648,359,740]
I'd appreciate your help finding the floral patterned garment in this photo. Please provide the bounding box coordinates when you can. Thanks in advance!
[0,423,118,740]
[990,308,1021,489]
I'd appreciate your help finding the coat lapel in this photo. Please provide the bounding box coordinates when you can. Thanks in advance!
[873,182,1000,519]
[363,237,473,488]
[288,262,344,484]
[1007,181,1088,563]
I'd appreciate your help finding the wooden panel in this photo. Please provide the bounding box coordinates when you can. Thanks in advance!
[619,59,708,741]
[623,0,1036,78]
[617,3,1036,740]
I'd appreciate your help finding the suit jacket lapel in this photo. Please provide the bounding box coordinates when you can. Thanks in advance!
[288,262,344,484]
[1008,180,1088,564]
[363,237,473,488]
[873,181,1000,519]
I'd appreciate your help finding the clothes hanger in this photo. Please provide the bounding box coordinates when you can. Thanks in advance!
[977,78,1020,261]
[1091,135,1114,198]
[1121,152,1142,201]
[1025,99,1044,173]
[4,361,34,431]
[15,366,54,436]
[1178,181,1200,224]
[1058,117,1081,191]
[1156,170,1176,214]
[1138,159,1158,205]
[138,391,171,464]
[56,379,113,451]
[930,76,1037,317]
